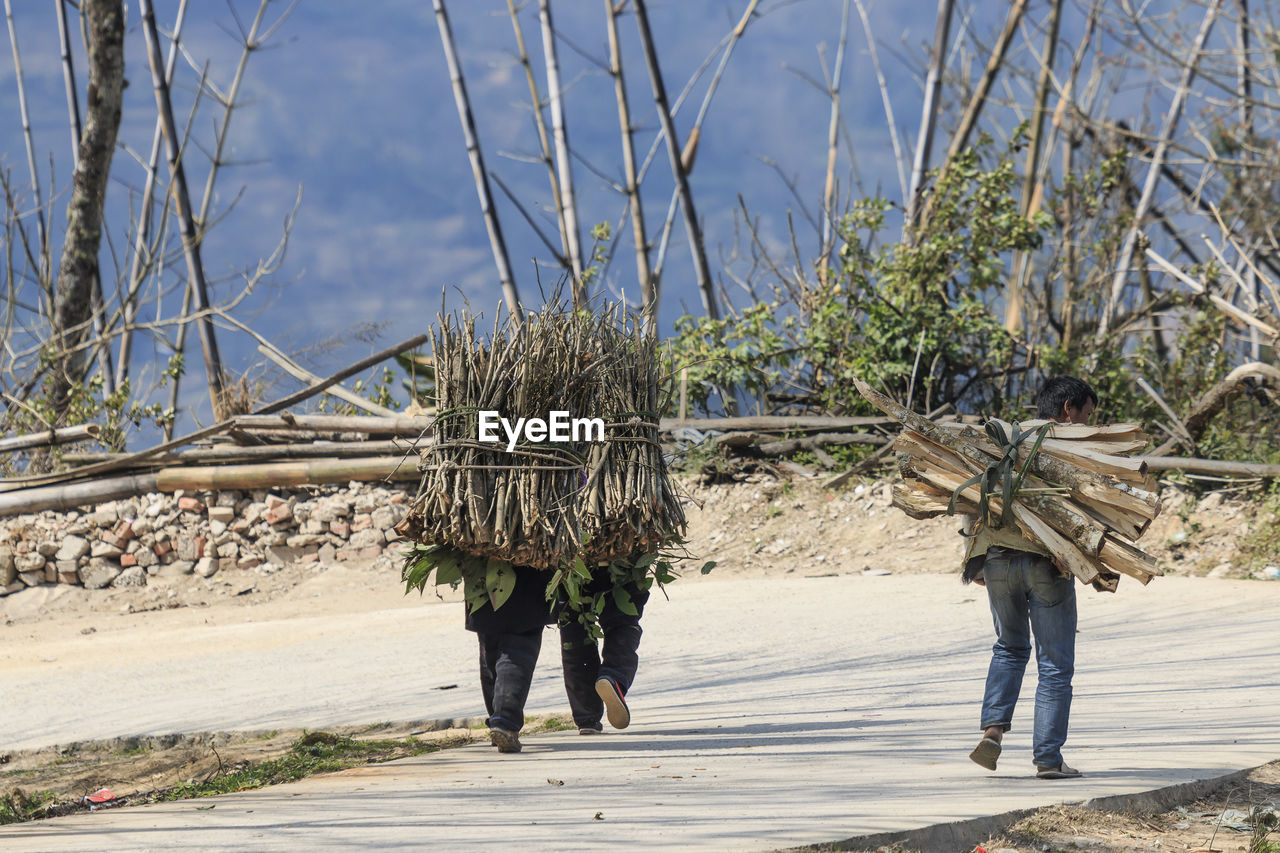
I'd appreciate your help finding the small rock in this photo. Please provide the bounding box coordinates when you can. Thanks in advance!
[242,503,267,526]
[15,552,46,572]
[1200,491,1225,510]
[120,553,138,568]
[207,505,235,524]
[91,540,124,559]
[81,560,122,589]
[135,549,158,568]
[56,535,91,562]
[160,560,195,577]
[209,519,228,537]
[349,527,385,549]
[18,571,46,586]
[37,541,61,558]
[330,520,351,539]
[265,503,294,526]
[194,557,218,578]
[177,496,206,513]
[237,556,261,570]
[111,567,147,588]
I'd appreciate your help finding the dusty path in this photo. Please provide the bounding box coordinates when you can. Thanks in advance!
[3,572,1278,851]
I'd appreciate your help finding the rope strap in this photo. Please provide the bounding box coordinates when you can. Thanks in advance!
[946,420,1053,536]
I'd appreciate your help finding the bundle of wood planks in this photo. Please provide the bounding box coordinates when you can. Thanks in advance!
[853,378,1161,592]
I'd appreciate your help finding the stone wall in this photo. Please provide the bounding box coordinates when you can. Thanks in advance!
[0,481,414,595]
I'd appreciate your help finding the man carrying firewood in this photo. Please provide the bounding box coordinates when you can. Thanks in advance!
[965,375,1097,780]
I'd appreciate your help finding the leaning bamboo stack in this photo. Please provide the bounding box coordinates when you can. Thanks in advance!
[407,299,685,570]
[853,378,1161,592]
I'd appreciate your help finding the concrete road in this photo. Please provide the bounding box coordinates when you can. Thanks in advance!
[3,574,1278,851]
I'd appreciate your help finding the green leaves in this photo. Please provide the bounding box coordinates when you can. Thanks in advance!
[485,559,515,610]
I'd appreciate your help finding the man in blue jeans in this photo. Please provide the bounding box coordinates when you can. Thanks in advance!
[965,376,1097,780]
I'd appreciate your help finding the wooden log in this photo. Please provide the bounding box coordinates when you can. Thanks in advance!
[153,456,421,491]
[1140,456,1280,478]
[1098,535,1160,583]
[0,423,101,454]
[0,473,158,517]
[755,432,891,455]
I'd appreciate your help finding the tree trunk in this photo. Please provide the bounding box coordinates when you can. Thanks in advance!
[46,0,125,422]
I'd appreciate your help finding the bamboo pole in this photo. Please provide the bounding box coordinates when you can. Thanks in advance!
[852,0,906,203]
[905,0,954,233]
[3,0,51,288]
[538,0,584,299]
[118,0,189,389]
[605,0,653,325]
[154,456,420,491]
[504,0,569,266]
[234,414,433,435]
[633,0,719,321]
[659,414,892,432]
[1097,0,1220,341]
[649,0,759,312]
[62,438,422,466]
[819,0,851,279]
[432,0,522,320]
[257,346,398,417]
[253,332,429,415]
[0,423,100,454]
[138,0,226,413]
[0,472,158,517]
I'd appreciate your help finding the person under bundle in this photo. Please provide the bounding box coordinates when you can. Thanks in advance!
[965,375,1097,780]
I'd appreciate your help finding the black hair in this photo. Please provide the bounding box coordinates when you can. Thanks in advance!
[1035,375,1097,420]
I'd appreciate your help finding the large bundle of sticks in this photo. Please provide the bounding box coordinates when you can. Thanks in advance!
[854,378,1161,592]
[408,300,684,569]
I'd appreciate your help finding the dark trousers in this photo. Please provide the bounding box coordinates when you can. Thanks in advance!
[559,583,648,728]
[477,628,543,731]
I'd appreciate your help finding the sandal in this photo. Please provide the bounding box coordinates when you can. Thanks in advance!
[968,736,1002,771]
[1035,762,1081,779]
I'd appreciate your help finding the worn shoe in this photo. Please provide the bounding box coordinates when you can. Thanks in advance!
[489,727,522,753]
[578,723,603,735]
[595,677,630,730]
[969,736,1001,771]
[1035,762,1081,779]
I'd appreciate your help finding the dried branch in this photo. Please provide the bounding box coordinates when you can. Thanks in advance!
[1097,0,1222,341]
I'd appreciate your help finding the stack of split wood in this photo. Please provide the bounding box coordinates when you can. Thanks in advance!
[406,299,685,570]
[853,378,1161,592]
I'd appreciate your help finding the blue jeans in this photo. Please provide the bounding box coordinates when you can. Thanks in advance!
[980,546,1077,768]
